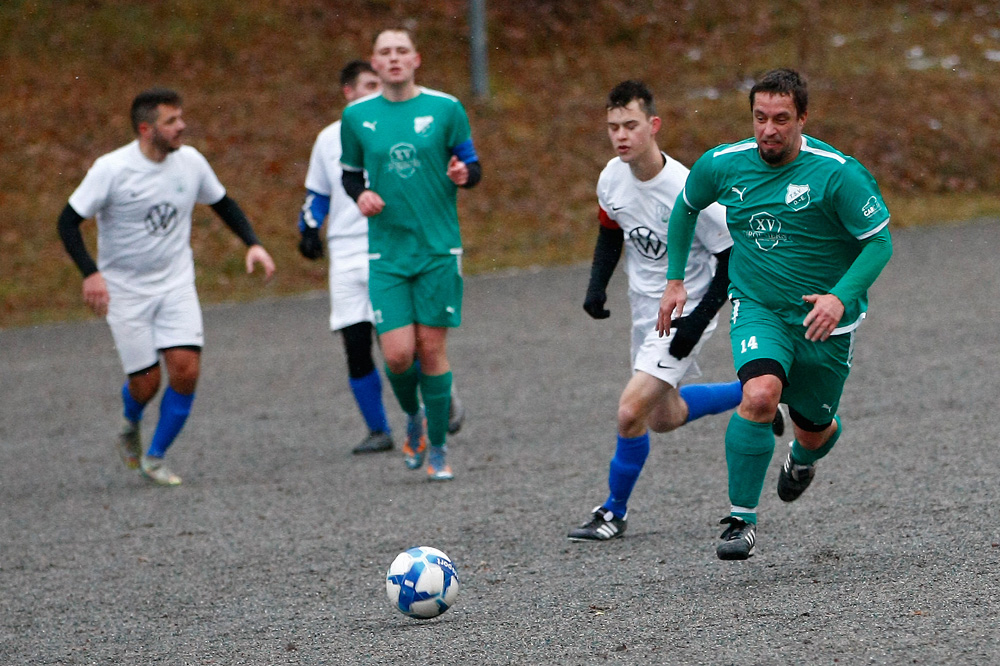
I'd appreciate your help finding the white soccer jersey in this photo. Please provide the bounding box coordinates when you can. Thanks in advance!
[68,141,226,296]
[596,153,731,305]
[304,119,369,263]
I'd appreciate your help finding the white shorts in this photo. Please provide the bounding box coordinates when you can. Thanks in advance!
[628,290,718,387]
[106,283,204,374]
[328,251,374,331]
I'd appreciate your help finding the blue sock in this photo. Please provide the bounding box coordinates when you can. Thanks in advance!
[349,369,391,434]
[147,387,194,458]
[680,380,742,423]
[122,382,146,423]
[604,432,650,517]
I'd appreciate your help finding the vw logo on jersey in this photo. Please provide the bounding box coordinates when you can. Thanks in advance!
[748,212,784,251]
[388,142,420,179]
[785,183,811,211]
[629,226,666,260]
[414,115,434,136]
[145,202,179,237]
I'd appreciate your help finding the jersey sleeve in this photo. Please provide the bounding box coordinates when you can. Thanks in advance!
[190,149,226,205]
[446,99,473,151]
[67,157,113,219]
[681,149,725,212]
[831,159,891,239]
[303,130,333,196]
[693,200,732,254]
[595,169,619,229]
[339,109,364,173]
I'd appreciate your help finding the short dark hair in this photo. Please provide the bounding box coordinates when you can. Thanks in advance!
[340,60,375,88]
[750,68,808,116]
[607,80,656,117]
[130,88,182,133]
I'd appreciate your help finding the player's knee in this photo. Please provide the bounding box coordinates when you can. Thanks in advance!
[617,401,645,434]
[739,376,782,417]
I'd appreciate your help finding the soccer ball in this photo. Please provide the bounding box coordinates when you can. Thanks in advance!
[385,546,460,619]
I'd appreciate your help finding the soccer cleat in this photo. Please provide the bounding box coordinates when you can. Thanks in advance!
[771,403,789,438]
[777,446,817,502]
[447,389,465,435]
[716,516,756,560]
[140,455,182,486]
[567,506,627,541]
[426,447,454,481]
[402,408,428,470]
[352,431,394,454]
[117,420,142,470]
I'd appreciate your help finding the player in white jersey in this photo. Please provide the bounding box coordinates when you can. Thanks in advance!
[57,88,275,486]
[569,81,785,541]
[298,60,465,455]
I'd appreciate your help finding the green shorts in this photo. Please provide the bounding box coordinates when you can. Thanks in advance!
[369,253,463,335]
[729,294,855,425]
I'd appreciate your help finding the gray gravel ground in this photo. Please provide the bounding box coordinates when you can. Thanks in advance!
[2,219,999,665]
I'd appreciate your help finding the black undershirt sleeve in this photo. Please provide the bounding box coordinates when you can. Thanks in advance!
[689,247,732,320]
[462,160,482,189]
[588,224,624,294]
[210,195,261,247]
[342,170,366,202]
[56,203,98,277]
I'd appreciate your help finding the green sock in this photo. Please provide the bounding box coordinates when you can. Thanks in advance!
[385,363,420,416]
[790,415,842,465]
[418,371,452,448]
[725,413,777,521]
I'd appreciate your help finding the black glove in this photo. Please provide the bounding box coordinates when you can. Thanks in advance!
[298,226,324,260]
[583,288,611,319]
[668,312,711,359]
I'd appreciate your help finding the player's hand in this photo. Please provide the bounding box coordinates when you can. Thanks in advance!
[246,244,276,281]
[447,155,469,186]
[657,280,687,337]
[583,288,610,319]
[668,313,709,359]
[298,227,324,260]
[357,190,385,217]
[802,293,845,341]
[82,272,109,317]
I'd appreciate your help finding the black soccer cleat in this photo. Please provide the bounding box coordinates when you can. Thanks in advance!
[567,506,627,542]
[447,389,465,435]
[771,403,789,438]
[777,449,816,502]
[716,516,756,560]
[352,431,394,454]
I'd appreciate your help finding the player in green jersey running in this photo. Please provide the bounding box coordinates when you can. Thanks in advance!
[658,68,893,560]
[340,28,482,481]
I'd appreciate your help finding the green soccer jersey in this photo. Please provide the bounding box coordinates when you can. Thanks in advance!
[340,87,472,260]
[679,135,891,329]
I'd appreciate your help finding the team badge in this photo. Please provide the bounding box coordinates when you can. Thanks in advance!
[785,183,811,211]
[388,142,420,179]
[414,115,434,136]
[629,226,666,260]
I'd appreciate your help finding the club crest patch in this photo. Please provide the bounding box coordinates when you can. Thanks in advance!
[785,183,811,211]
[414,115,434,136]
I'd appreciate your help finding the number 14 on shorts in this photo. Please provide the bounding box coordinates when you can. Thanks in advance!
[740,336,759,354]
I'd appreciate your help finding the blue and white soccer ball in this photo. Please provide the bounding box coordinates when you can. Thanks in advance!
[385,546,460,619]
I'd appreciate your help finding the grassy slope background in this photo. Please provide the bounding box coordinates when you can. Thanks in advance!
[2,0,999,328]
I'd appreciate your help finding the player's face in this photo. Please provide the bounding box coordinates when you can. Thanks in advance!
[149,104,186,154]
[371,31,421,86]
[752,92,806,166]
[343,71,382,103]
[606,101,659,164]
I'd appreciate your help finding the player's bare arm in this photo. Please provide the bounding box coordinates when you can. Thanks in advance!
[656,279,687,337]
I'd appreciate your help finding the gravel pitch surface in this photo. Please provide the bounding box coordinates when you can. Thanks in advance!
[2,219,999,665]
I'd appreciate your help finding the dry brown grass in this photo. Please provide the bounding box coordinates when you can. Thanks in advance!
[3,0,999,328]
